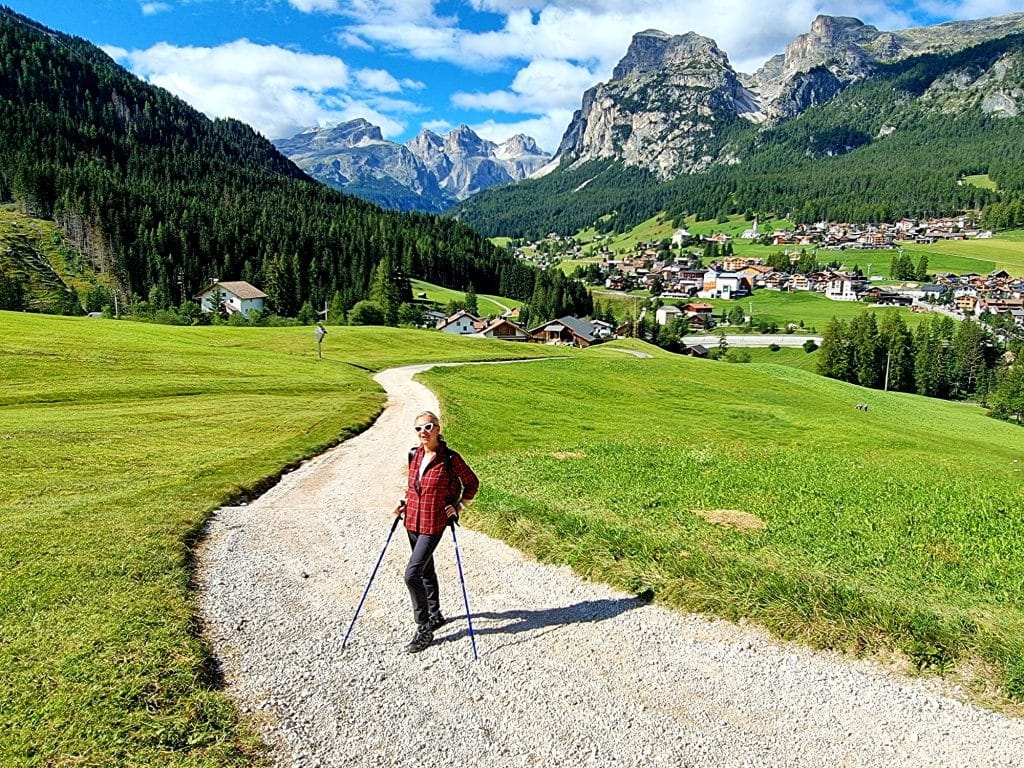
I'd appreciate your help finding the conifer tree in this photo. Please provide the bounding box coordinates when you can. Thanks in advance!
[369,257,402,326]
[464,282,479,316]
[817,317,852,381]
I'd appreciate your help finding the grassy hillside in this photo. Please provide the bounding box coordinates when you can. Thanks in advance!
[423,342,1024,706]
[0,313,561,766]
[900,231,1024,275]
[5,310,1023,766]
[703,293,922,332]
[409,278,524,316]
[740,346,821,371]
[0,206,101,313]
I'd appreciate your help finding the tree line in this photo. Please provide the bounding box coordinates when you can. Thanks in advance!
[816,310,1002,400]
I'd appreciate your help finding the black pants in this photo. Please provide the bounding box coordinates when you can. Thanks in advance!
[405,530,444,627]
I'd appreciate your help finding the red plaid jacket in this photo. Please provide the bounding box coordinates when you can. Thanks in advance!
[405,443,479,535]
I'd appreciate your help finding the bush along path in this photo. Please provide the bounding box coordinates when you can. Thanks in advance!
[196,362,1024,767]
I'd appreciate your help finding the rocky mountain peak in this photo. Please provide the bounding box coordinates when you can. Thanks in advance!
[556,28,760,177]
[405,129,444,155]
[808,15,876,43]
[496,134,542,158]
[444,124,493,156]
[613,29,727,80]
[782,16,880,80]
[278,118,384,153]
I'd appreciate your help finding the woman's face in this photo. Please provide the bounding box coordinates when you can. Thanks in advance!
[414,416,440,450]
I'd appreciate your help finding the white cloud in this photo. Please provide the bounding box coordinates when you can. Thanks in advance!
[453,59,597,113]
[287,0,344,12]
[917,0,1024,19]
[355,68,425,93]
[339,1,931,74]
[140,1,172,15]
[419,118,454,135]
[471,111,574,154]
[105,39,418,139]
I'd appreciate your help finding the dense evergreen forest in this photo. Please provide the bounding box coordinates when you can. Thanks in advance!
[455,34,1024,239]
[0,7,537,315]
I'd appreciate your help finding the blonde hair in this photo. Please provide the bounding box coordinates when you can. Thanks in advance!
[415,411,440,425]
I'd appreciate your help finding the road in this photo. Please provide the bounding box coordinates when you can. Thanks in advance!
[682,333,823,348]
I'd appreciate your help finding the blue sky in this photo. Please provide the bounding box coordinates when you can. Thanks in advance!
[6,1,1018,152]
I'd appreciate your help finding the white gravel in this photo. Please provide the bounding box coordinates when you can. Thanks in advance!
[196,362,1024,767]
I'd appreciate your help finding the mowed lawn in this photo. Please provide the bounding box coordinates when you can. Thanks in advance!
[900,231,1024,276]
[421,343,1024,705]
[698,291,921,333]
[0,312,560,767]
[409,278,523,316]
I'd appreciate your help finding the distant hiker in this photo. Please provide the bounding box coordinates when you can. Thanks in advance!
[394,410,479,653]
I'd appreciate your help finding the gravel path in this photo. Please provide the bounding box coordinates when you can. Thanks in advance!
[196,362,1024,767]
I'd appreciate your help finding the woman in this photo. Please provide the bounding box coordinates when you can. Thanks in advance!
[395,410,479,653]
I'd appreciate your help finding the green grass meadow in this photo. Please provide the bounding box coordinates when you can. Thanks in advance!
[409,278,523,316]
[738,346,821,371]
[900,231,1024,276]
[0,312,558,766]
[422,343,1024,707]
[696,292,921,333]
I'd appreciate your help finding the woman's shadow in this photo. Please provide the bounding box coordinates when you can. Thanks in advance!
[435,592,653,653]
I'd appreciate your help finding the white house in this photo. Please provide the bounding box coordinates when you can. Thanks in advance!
[655,304,683,326]
[825,276,859,301]
[671,228,691,246]
[590,319,616,338]
[699,271,749,300]
[436,309,483,335]
[195,280,266,317]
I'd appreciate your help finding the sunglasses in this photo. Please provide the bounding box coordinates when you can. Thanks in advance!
[414,423,437,433]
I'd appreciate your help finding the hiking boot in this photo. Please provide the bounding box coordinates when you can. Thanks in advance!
[427,612,447,631]
[405,626,433,654]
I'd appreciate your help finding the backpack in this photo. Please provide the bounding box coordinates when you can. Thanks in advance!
[408,445,462,506]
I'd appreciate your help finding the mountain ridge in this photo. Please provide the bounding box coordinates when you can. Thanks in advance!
[552,11,1024,179]
[451,11,1024,239]
[274,121,551,212]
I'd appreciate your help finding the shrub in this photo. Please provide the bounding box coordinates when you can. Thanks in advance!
[726,348,751,363]
[349,300,386,326]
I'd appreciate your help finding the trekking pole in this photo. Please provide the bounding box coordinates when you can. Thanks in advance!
[449,520,479,660]
[342,513,403,652]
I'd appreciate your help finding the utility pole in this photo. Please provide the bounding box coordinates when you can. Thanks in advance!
[884,348,892,391]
